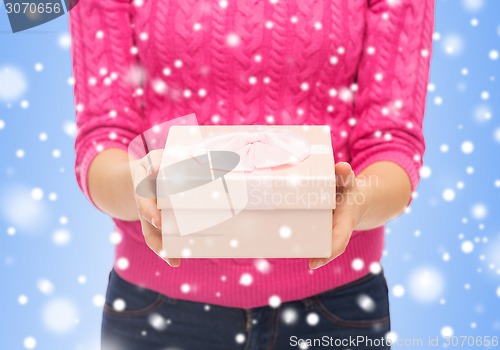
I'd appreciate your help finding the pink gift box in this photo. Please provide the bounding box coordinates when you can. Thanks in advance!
[156,125,336,258]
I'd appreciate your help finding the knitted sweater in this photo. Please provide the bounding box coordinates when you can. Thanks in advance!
[68,0,434,308]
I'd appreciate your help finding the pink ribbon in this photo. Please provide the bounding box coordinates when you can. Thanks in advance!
[196,129,311,171]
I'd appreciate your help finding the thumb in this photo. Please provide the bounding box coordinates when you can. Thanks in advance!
[137,197,162,229]
[309,209,354,269]
[335,162,354,189]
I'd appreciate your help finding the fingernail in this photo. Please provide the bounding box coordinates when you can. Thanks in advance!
[166,259,180,268]
[151,217,159,229]
[310,259,325,270]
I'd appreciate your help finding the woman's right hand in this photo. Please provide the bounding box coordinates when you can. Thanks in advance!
[130,149,181,267]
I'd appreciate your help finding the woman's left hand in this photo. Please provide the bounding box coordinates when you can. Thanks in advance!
[308,162,365,270]
[308,159,412,269]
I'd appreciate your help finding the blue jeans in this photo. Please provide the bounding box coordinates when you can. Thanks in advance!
[102,269,391,350]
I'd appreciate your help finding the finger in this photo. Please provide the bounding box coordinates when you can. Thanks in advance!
[130,150,163,198]
[142,221,181,267]
[142,221,163,253]
[165,257,181,267]
[309,211,354,269]
[335,162,354,189]
[137,197,162,229]
[144,149,164,176]
[130,158,148,191]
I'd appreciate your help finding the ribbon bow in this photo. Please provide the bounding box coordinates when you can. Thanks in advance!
[195,129,311,171]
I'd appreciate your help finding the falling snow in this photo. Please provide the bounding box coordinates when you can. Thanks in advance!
[254,259,271,274]
[352,258,364,271]
[63,121,77,137]
[369,262,382,274]
[148,313,169,331]
[407,267,445,303]
[268,295,281,308]
[442,188,456,202]
[489,50,499,60]
[18,295,29,305]
[420,165,432,179]
[392,285,406,298]
[112,299,126,312]
[357,294,376,312]
[279,225,292,239]
[462,0,485,12]
[52,229,71,246]
[0,65,28,102]
[92,295,105,308]
[235,333,246,344]
[0,1,498,348]
[441,325,454,337]
[306,312,319,326]
[58,33,71,49]
[34,63,43,72]
[180,283,191,293]
[226,33,241,47]
[461,140,474,154]
[471,203,487,220]
[116,257,129,270]
[23,337,37,349]
[461,240,475,254]
[281,307,298,324]
[42,298,79,334]
[239,273,253,286]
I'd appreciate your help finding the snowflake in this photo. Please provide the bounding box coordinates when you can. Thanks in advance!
[18,295,28,305]
[392,285,405,298]
[92,295,105,307]
[116,257,130,270]
[226,33,241,46]
[148,313,169,331]
[357,294,376,312]
[306,312,319,326]
[279,226,292,239]
[461,240,474,254]
[408,267,444,303]
[268,295,281,308]
[37,278,55,295]
[352,258,364,271]
[42,297,79,334]
[52,229,71,246]
[442,188,455,202]
[489,50,499,60]
[442,34,464,55]
[180,283,191,293]
[235,333,246,344]
[239,273,253,286]
[24,337,37,349]
[281,307,298,324]
[441,325,454,337]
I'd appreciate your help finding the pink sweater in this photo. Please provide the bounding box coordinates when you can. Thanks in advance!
[69,0,434,308]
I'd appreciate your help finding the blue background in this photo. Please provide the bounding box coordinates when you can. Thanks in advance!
[1,0,499,349]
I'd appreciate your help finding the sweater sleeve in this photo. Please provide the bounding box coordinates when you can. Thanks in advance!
[69,0,146,210]
[348,0,435,194]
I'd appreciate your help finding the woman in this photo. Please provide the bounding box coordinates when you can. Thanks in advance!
[69,0,434,349]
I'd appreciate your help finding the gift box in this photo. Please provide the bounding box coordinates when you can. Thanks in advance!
[156,125,336,258]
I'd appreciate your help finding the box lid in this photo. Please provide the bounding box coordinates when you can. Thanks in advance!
[156,125,336,211]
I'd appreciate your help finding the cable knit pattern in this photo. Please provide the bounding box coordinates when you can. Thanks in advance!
[233,0,265,124]
[69,0,434,308]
